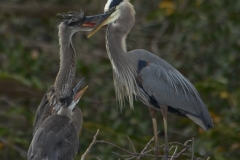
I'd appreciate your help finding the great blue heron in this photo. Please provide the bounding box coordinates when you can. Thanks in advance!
[32,11,100,135]
[28,79,88,160]
[88,0,214,159]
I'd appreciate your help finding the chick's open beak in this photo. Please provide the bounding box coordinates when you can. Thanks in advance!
[74,86,88,101]
[88,8,116,38]
[73,78,88,102]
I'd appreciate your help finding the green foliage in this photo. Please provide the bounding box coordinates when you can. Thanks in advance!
[0,0,239,159]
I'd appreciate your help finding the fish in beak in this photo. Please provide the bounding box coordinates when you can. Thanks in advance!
[88,7,117,38]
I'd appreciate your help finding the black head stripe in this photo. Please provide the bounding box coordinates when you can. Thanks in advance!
[109,0,123,9]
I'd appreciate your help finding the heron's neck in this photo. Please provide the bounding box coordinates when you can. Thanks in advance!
[58,107,72,118]
[55,25,76,98]
[106,26,130,74]
[105,23,139,109]
[105,2,135,73]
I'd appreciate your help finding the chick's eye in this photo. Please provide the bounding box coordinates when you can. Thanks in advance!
[59,98,66,104]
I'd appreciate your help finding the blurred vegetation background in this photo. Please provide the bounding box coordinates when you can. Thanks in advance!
[0,0,239,159]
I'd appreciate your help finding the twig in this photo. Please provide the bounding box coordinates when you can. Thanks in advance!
[112,152,132,158]
[81,129,99,160]
[127,136,137,154]
[96,140,137,156]
[96,140,166,158]
[170,146,178,160]
[126,156,138,160]
[175,139,192,159]
[95,138,205,160]
[142,148,154,155]
[137,133,156,160]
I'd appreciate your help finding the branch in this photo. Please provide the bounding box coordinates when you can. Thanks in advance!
[127,136,137,154]
[95,140,166,158]
[170,145,178,160]
[81,129,99,160]
[137,134,155,160]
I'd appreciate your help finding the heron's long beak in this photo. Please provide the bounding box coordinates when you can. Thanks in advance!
[88,8,116,38]
[73,78,88,102]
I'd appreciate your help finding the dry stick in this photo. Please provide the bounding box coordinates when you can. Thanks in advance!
[170,146,178,160]
[127,136,137,160]
[112,152,133,158]
[81,129,100,160]
[140,141,185,159]
[127,136,137,154]
[126,156,138,160]
[175,140,192,159]
[142,148,155,155]
[96,138,195,159]
[96,140,166,158]
[137,133,158,160]
[96,140,137,156]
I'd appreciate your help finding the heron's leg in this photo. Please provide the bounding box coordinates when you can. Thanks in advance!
[149,107,159,160]
[161,105,169,160]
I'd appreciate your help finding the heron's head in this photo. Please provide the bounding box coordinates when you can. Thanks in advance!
[57,78,88,116]
[58,11,103,33]
[88,0,135,38]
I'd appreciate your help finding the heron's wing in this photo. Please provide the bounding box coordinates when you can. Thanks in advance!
[28,115,79,160]
[28,127,43,160]
[136,58,213,130]
[33,86,55,135]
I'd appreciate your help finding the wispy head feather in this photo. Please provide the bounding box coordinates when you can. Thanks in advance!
[57,11,85,26]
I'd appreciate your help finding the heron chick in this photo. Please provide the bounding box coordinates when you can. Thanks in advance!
[28,79,88,160]
[32,11,101,135]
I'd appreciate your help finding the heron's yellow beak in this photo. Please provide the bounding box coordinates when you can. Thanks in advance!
[88,8,116,38]
[74,86,88,101]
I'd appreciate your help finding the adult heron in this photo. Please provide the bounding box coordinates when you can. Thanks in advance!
[28,79,88,160]
[32,11,100,134]
[88,0,214,159]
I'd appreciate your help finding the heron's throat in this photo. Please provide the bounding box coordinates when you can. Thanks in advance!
[55,26,76,99]
[57,107,72,118]
[105,26,138,109]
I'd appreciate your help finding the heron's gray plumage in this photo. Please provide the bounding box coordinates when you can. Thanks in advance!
[33,86,56,135]
[28,108,82,160]
[101,0,213,130]
[55,23,77,100]
[33,11,93,134]
[128,49,212,130]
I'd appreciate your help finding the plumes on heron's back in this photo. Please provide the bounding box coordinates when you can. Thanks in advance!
[57,11,85,26]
